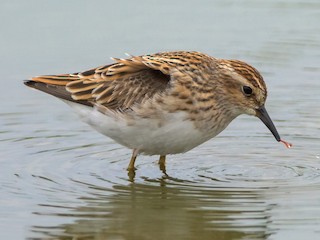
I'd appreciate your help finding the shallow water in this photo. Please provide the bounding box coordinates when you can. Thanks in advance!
[1,0,320,239]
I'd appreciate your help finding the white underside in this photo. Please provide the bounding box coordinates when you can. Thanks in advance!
[64,101,218,155]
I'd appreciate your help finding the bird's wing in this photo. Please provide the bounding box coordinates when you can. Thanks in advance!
[26,51,210,110]
[26,52,199,110]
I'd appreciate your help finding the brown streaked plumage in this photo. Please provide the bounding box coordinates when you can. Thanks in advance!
[24,51,291,173]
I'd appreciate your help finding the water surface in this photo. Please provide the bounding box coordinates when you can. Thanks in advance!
[1,0,320,239]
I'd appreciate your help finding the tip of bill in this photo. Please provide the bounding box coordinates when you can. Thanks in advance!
[280,139,293,148]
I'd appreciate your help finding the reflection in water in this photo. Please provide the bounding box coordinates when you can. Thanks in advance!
[31,176,271,240]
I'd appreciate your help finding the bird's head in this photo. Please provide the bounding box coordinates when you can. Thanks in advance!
[216,59,290,147]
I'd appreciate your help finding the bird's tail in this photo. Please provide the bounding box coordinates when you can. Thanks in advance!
[24,74,92,106]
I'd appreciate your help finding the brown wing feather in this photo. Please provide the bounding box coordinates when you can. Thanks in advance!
[26,51,212,110]
[24,80,93,106]
[27,53,177,110]
[93,69,170,109]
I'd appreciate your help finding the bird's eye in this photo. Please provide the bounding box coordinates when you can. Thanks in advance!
[242,86,253,96]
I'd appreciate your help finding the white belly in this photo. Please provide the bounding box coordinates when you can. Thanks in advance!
[65,102,219,155]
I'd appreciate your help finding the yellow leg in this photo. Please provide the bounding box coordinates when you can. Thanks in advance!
[158,155,166,165]
[158,155,166,172]
[127,149,138,171]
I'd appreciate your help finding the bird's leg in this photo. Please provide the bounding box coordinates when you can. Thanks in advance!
[127,149,138,171]
[158,155,166,173]
[158,155,166,165]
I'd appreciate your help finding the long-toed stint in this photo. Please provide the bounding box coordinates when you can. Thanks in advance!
[24,51,292,173]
